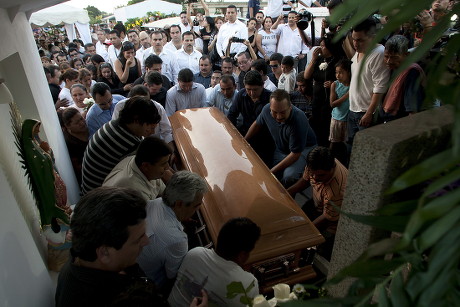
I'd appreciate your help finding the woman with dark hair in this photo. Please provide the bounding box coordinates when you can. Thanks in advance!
[70,57,84,70]
[90,54,105,67]
[82,53,92,65]
[58,107,89,185]
[97,62,128,95]
[114,41,141,91]
[247,17,259,51]
[304,33,346,147]
[256,17,278,61]
[200,16,216,55]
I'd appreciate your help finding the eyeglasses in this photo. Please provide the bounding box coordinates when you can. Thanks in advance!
[269,64,279,68]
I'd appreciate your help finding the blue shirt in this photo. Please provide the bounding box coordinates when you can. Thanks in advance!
[86,94,125,137]
[246,0,260,18]
[194,72,212,89]
[256,104,317,154]
[331,81,350,121]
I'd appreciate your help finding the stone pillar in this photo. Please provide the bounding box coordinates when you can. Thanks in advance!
[327,106,454,297]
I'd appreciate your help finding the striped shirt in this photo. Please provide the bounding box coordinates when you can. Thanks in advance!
[303,159,348,233]
[81,119,141,194]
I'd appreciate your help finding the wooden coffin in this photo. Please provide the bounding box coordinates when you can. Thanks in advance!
[169,107,324,291]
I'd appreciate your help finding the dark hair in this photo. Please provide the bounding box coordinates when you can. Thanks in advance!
[78,68,91,80]
[61,69,79,82]
[70,187,147,262]
[135,136,172,167]
[221,74,236,85]
[113,22,127,36]
[204,16,215,32]
[82,53,92,64]
[70,57,83,69]
[68,45,78,52]
[248,17,257,25]
[216,217,261,260]
[270,89,291,106]
[237,52,251,61]
[170,24,181,33]
[178,68,194,82]
[353,16,377,36]
[128,29,138,35]
[227,4,237,10]
[335,59,352,75]
[182,31,195,40]
[48,64,60,78]
[200,54,211,63]
[60,107,80,127]
[98,62,115,79]
[129,85,150,98]
[296,71,306,83]
[86,64,97,80]
[145,54,163,69]
[222,57,234,64]
[262,17,273,30]
[307,146,336,171]
[145,71,163,86]
[269,52,283,64]
[109,29,120,38]
[91,82,111,98]
[119,96,161,126]
[243,70,264,86]
[281,55,294,67]
[90,53,105,65]
[322,32,345,58]
[84,43,95,50]
[251,59,268,75]
[70,83,88,95]
[118,41,136,66]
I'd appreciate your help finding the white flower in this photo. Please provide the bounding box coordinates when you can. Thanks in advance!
[83,98,95,105]
[273,283,290,299]
[319,62,328,71]
[253,295,271,307]
[293,284,306,294]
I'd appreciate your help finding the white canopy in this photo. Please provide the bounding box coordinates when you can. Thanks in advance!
[29,3,90,26]
[29,3,92,45]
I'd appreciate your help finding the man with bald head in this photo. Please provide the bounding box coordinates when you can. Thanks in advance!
[245,89,317,187]
[136,31,151,65]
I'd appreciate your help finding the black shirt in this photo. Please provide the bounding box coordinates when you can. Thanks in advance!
[49,83,61,104]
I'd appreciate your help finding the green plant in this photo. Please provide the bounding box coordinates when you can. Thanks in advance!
[226,280,256,306]
[281,0,460,306]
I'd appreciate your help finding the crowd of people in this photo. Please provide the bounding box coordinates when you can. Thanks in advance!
[34,0,457,305]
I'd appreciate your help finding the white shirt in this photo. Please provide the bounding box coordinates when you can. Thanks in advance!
[107,45,121,67]
[142,47,179,83]
[179,23,191,33]
[266,0,284,18]
[273,24,310,57]
[175,48,202,75]
[349,45,390,112]
[168,247,259,307]
[58,87,75,107]
[163,41,181,53]
[216,20,249,57]
[112,98,174,144]
[264,77,278,92]
[95,41,109,62]
[135,46,146,70]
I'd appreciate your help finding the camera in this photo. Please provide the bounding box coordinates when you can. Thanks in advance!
[297,11,313,31]
[231,37,245,43]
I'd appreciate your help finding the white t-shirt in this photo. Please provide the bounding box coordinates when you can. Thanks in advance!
[349,45,389,112]
[168,247,259,307]
[266,0,284,18]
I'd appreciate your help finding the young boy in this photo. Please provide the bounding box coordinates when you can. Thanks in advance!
[277,55,296,93]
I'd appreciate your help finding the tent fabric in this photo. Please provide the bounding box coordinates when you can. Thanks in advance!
[64,23,76,41]
[29,3,90,26]
[74,22,92,45]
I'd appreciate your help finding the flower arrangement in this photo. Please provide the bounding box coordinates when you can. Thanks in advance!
[319,62,328,71]
[83,97,95,111]
[252,283,309,306]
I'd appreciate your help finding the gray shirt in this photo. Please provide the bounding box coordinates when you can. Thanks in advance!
[165,82,206,116]
[206,84,238,115]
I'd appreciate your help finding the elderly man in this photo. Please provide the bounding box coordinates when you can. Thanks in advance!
[246,89,317,187]
[136,31,151,63]
[216,5,248,59]
[287,146,347,260]
[103,136,172,201]
[169,218,260,306]
[381,35,426,122]
[86,82,125,137]
[207,74,238,115]
[137,171,208,290]
[165,68,206,116]
[81,96,161,194]
[55,187,155,306]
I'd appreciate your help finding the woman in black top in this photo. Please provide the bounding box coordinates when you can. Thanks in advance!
[200,16,217,55]
[114,41,141,92]
[97,63,128,96]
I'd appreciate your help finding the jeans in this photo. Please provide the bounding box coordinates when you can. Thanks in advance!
[273,145,317,187]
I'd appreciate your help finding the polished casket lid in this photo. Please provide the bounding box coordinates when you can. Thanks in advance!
[170,108,324,263]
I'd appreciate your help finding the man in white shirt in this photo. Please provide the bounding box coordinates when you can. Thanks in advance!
[175,31,202,74]
[169,217,261,307]
[137,171,208,290]
[216,5,249,59]
[95,29,109,62]
[143,31,179,83]
[348,17,389,146]
[163,25,183,53]
[107,30,123,66]
[272,12,309,70]
[179,9,192,33]
[136,31,151,66]
[265,0,284,19]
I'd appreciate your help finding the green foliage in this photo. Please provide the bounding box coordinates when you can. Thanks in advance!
[283,0,460,306]
[226,280,256,306]
[127,0,145,5]
[85,5,106,25]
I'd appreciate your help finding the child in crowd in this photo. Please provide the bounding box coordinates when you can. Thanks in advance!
[329,59,351,166]
[277,55,296,93]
